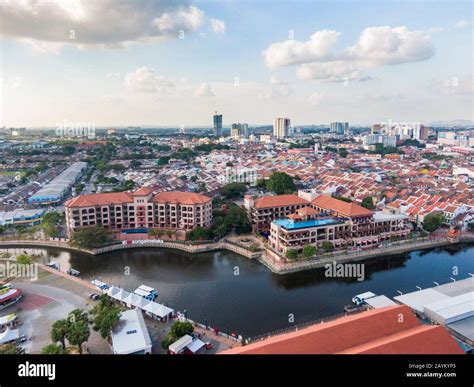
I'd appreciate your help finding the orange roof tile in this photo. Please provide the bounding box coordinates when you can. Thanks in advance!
[311,195,373,217]
[65,192,132,207]
[254,194,309,209]
[132,187,153,196]
[221,306,463,355]
[152,191,211,205]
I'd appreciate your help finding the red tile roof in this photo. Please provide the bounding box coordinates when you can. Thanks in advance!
[132,187,153,196]
[65,189,211,207]
[221,306,463,355]
[65,192,132,207]
[254,194,309,209]
[152,191,211,205]
[311,195,373,217]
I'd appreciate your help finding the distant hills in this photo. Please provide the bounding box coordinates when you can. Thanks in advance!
[428,119,474,127]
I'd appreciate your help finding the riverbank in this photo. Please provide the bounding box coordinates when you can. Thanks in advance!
[0,238,261,259]
[1,234,473,275]
[259,235,474,274]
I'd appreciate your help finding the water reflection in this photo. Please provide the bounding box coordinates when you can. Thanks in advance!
[1,243,473,337]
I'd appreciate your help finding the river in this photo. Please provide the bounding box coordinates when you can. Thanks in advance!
[2,243,473,338]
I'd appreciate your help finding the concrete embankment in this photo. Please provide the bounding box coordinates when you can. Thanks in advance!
[260,236,474,275]
[0,239,261,260]
[2,236,473,275]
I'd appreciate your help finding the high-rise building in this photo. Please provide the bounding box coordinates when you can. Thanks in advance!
[231,123,249,138]
[371,124,382,134]
[413,125,430,141]
[213,112,223,137]
[273,118,290,138]
[330,122,348,135]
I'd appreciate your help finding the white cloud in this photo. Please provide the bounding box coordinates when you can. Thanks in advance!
[263,30,340,68]
[454,19,472,29]
[0,0,222,50]
[209,18,226,34]
[347,26,433,66]
[194,83,215,97]
[153,5,204,34]
[263,26,435,81]
[259,77,292,100]
[297,61,360,82]
[124,67,174,94]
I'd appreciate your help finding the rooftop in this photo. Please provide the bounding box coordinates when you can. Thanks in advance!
[221,305,463,355]
[254,194,309,209]
[273,217,342,230]
[311,194,374,217]
[111,309,152,355]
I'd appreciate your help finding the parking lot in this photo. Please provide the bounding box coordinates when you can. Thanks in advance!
[4,268,232,354]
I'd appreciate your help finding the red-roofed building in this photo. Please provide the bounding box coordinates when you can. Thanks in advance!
[220,305,463,355]
[244,194,309,231]
[65,188,212,237]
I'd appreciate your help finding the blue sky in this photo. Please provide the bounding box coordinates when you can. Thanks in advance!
[0,0,472,127]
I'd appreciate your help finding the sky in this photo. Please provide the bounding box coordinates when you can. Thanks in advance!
[0,0,472,128]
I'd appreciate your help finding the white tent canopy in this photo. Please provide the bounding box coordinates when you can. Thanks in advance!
[0,327,19,344]
[132,297,152,309]
[143,302,174,318]
[0,313,17,326]
[123,293,142,306]
[107,286,122,298]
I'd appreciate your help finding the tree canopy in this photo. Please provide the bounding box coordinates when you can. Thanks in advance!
[422,212,445,232]
[266,172,296,195]
[71,226,110,249]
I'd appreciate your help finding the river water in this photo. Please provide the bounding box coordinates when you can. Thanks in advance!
[2,244,473,338]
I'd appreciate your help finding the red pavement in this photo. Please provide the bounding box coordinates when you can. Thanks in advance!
[18,293,53,311]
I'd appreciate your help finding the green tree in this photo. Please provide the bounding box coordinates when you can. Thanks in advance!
[197,182,207,193]
[130,160,142,168]
[51,319,69,349]
[266,172,296,194]
[361,196,375,210]
[255,178,267,189]
[71,226,110,249]
[0,343,23,354]
[89,295,121,339]
[16,253,31,265]
[422,212,445,232]
[285,249,298,260]
[41,343,66,354]
[65,309,90,355]
[303,245,317,258]
[467,222,474,231]
[338,148,348,158]
[321,241,334,253]
[220,182,247,199]
[186,226,212,241]
[161,321,194,350]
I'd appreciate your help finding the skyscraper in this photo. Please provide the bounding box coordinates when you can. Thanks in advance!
[213,112,223,137]
[330,122,349,135]
[273,118,290,138]
[231,123,249,138]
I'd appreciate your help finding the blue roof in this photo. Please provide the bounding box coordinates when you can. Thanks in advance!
[273,218,342,230]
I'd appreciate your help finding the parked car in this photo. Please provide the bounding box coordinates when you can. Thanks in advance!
[89,293,100,301]
[205,342,213,350]
[18,335,27,343]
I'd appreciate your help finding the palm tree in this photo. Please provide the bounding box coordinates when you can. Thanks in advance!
[51,319,69,349]
[41,343,66,354]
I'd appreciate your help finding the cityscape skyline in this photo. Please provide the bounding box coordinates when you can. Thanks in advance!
[1,0,473,128]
